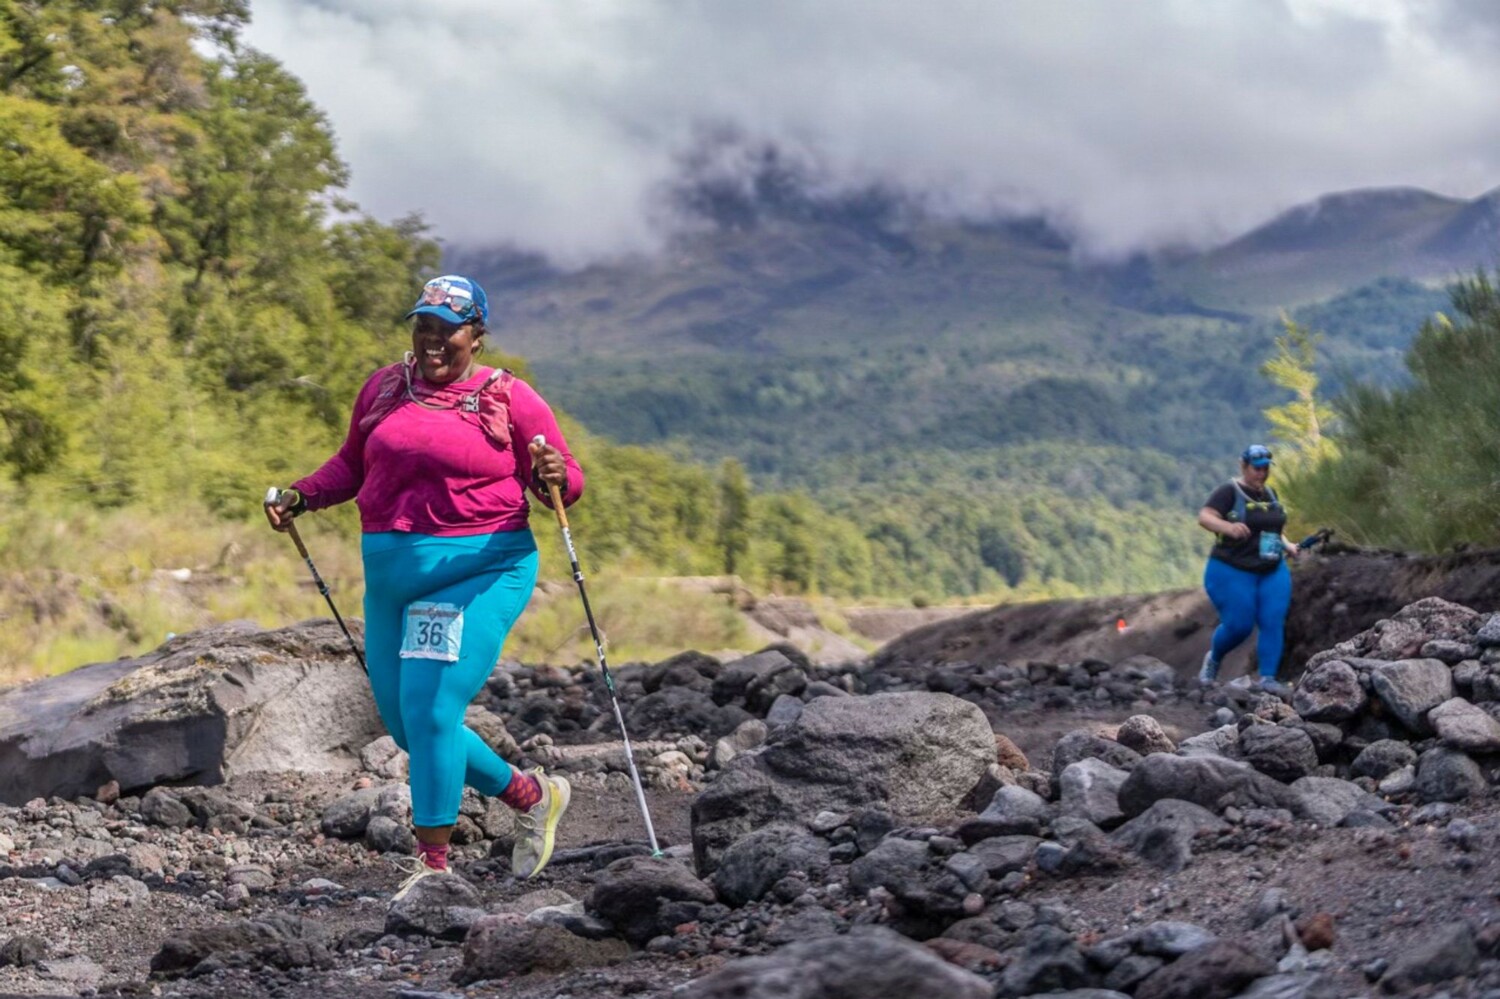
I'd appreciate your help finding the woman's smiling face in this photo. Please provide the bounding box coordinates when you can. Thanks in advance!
[411,313,481,383]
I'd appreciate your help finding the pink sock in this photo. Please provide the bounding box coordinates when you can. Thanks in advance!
[416,841,449,871]
[500,772,542,811]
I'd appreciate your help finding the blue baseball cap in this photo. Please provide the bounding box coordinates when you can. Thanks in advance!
[405,275,488,326]
[1241,444,1274,468]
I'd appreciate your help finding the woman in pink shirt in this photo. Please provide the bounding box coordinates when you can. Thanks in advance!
[265,275,579,897]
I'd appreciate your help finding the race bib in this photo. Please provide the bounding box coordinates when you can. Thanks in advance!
[400,602,464,662]
[1258,531,1284,562]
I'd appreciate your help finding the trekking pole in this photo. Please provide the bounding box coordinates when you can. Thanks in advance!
[263,487,367,673]
[1296,527,1334,551]
[531,435,662,857]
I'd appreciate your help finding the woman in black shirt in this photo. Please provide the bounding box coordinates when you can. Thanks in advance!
[1195,444,1301,695]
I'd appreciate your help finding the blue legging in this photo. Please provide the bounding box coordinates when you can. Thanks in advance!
[1204,558,1292,679]
[362,530,538,827]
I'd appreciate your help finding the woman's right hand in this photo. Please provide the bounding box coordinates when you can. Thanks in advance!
[264,489,302,533]
[1221,522,1252,540]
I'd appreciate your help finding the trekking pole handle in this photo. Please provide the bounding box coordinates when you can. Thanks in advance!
[531,435,571,530]
[264,487,312,561]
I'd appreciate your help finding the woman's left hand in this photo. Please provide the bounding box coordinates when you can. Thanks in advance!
[1285,542,1302,560]
[529,440,568,489]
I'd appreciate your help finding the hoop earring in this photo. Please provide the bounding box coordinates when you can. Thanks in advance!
[473,341,485,356]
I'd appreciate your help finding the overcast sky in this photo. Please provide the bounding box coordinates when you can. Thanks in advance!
[242,0,1500,265]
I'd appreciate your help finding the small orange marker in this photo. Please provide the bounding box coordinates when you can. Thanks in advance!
[1116,618,1129,634]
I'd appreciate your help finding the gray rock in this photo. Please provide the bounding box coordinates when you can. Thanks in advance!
[1350,740,1417,780]
[1052,730,1143,775]
[587,856,716,945]
[1369,659,1453,734]
[711,650,797,706]
[1135,940,1274,999]
[1118,754,1308,818]
[1291,660,1365,721]
[1415,747,1487,803]
[1058,759,1129,828]
[150,912,333,976]
[1230,972,1342,998]
[1477,614,1500,648]
[320,787,382,839]
[1106,956,1165,992]
[1117,715,1177,756]
[0,620,380,804]
[0,934,49,967]
[693,692,994,871]
[384,872,484,940]
[708,719,768,770]
[359,735,407,779]
[959,784,1052,842]
[679,926,991,999]
[764,694,805,727]
[140,789,194,829]
[364,815,415,853]
[464,705,521,763]
[1380,921,1477,993]
[1429,697,1500,751]
[1178,725,1241,759]
[1110,800,1226,872]
[1249,888,1296,928]
[1377,765,1417,796]
[1291,776,1390,827]
[1422,639,1480,664]
[713,823,830,906]
[456,913,629,983]
[1238,726,1318,783]
[966,835,1043,877]
[1000,924,1090,996]
[1131,921,1218,957]
[849,837,930,896]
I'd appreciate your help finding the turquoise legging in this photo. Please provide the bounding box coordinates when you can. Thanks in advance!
[1203,557,1292,679]
[362,530,538,827]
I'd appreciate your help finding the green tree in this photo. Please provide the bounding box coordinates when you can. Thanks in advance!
[1261,317,1337,467]
[716,458,751,574]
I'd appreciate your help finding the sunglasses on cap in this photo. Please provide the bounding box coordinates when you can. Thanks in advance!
[1241,444,1274,467]
[416,282,478,321]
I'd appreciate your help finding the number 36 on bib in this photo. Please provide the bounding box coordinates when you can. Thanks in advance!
[400,602,465,662]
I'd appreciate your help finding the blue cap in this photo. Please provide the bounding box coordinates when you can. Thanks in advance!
[1241,444,1274,468]
[405,275,488,326]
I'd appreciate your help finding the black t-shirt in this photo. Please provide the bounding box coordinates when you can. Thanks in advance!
[1204,481,1288,573]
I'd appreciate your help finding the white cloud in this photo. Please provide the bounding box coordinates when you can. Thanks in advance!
[242,0,1500,263]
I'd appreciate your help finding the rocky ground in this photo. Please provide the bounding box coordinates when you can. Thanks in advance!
[3,597,1500,997]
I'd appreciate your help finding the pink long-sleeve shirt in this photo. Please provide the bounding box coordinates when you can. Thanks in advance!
[293,366,583,536]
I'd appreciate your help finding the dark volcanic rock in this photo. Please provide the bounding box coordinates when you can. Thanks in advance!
[150,912,333,977]
[1133,940,1275,999]
[456,914,630,983]
[587,856,716,945]
[679,926,991,999]
[1118,754,1308,818]
[712,823,830,906]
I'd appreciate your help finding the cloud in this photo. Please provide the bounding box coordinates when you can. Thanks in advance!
[242,0,1500,264]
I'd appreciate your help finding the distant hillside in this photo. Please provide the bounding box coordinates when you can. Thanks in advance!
[1163,186,1500,309]
[446,180,1493,598]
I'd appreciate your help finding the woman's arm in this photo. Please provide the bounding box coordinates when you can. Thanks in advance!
[510,379,584,508]
[290,374,382,511]
[1199,506,1250,538]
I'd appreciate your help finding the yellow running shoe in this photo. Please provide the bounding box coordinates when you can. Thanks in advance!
[512,769,570,879]
[390,856,450,901]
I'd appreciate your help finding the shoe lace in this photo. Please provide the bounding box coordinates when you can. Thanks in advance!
[391,855,444,896]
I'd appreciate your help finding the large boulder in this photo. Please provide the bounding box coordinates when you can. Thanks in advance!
[0,621,381,804]
[679,926,991,999]
[1118,754,1308,819]
[693,693,994,871]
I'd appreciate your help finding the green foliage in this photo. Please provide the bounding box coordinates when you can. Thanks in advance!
[1279,272,1500,550]
[1261,317,1337,468]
